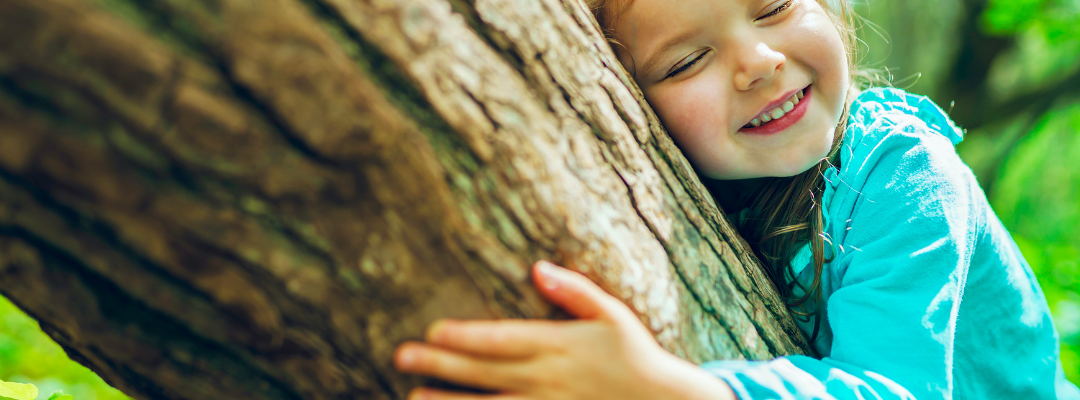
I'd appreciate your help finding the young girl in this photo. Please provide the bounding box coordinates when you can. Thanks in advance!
[392,0,1080,398]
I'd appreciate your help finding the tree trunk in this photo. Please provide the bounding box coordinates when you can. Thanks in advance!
[0,0,811,398]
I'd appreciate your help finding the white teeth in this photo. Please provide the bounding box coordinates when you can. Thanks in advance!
[752,90,805,126]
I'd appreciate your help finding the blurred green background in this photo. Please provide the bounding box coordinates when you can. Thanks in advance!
[0,296,130,400]
[851,0,1080,385]
[0,0,1077,397]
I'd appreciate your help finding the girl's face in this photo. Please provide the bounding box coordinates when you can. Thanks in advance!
[613,0,849,179]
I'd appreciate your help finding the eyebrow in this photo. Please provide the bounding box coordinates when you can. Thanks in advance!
[637,29,700,80]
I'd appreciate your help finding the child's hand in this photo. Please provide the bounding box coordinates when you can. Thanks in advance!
[393,261,736,400]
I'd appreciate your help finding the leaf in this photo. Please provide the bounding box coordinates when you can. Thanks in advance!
[46,391,72,400]
[0,379,38,400]
[980,0,1044,34]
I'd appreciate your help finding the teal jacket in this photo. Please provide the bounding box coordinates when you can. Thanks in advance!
[702,88,1080,399]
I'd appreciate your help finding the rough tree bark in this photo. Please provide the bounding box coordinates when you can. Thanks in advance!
[0,0,812,399]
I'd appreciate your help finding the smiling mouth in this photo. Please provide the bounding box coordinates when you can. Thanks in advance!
[739,85,812,135]
[743,87,807,129]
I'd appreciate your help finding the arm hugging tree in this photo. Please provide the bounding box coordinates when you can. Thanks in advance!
[0,0,811,398]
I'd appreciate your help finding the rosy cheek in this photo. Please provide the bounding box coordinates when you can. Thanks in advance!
[650,83,725,150]
[648,97,734,178]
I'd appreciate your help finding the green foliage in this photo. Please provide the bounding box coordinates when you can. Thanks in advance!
[857,0,1079,385]
[0,297,131,400]
[0,379,37,400]
[982,0,1080,99]
[973,0,1080,385]
[980,0,1045,34]
[0,382,73,400]
[988,101,1080,382]
[47,391,75,400]
[981,0,1080,41]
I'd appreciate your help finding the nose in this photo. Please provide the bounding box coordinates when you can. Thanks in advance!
[733,42,786,91]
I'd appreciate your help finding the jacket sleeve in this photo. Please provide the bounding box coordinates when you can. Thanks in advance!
[701,110,981,400]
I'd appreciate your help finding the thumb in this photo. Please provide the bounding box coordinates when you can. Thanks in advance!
[532,260,623,320]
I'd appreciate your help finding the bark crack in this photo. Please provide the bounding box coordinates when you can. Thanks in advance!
[0,77,342,320]
[299,0,486,163]
[597,145,751,359]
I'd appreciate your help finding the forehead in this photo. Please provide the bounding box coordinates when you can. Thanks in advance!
[612,0,744,61]
[614,0,747,46]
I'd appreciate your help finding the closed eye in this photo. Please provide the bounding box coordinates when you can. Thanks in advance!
[757,0,794,20]
[663,50,708,80]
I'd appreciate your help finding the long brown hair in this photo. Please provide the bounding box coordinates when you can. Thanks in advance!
[584,0,864,344]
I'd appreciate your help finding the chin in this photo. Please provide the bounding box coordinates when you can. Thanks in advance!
[771,154,828,178]
[780,136,836,177]
[697,151,828,179]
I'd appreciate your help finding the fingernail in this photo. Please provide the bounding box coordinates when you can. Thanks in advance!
[537,261,559,290]
[397,348,415,368]
[537,260,556,275]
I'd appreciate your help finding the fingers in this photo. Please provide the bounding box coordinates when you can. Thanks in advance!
[406,387,522,400]
[394,342,532,392]
[425,319,555,359]
[531,260,625,320]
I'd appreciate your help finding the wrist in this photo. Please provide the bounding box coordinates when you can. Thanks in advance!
[647,353,738,400]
